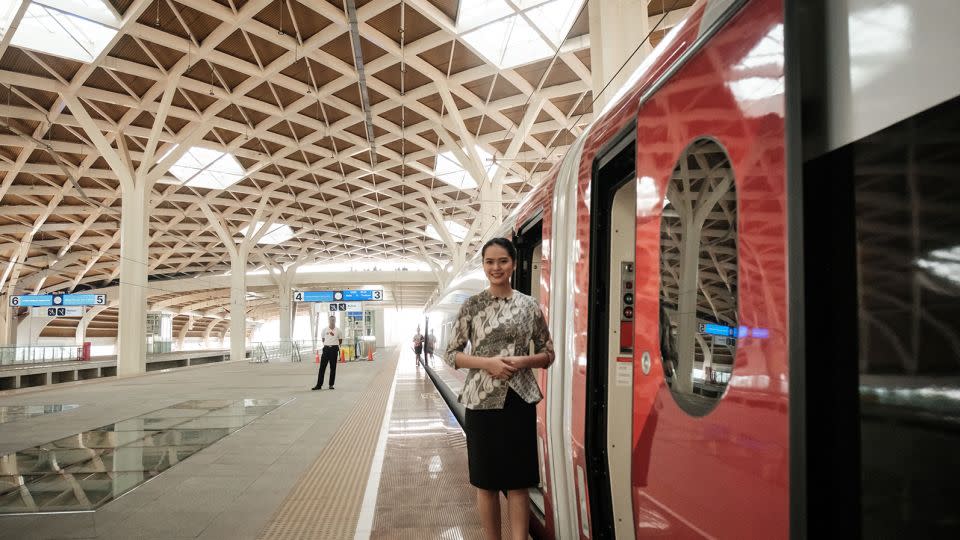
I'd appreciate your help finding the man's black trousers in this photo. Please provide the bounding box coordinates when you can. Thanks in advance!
[316,345,339,387]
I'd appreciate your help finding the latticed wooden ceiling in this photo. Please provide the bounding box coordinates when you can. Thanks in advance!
[0,0,691,324]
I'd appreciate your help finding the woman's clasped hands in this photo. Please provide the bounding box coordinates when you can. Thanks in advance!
[485,356,521,380]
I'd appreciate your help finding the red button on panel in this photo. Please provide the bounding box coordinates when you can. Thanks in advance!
[625,282,633,290]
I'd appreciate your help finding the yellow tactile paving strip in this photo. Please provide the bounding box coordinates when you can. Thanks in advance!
[257,351,399,540]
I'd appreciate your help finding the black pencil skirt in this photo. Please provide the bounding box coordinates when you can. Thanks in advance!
[464,389,540,491]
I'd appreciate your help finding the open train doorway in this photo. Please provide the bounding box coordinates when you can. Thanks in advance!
[587,128,636,539]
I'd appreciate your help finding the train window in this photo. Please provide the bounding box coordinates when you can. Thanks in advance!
[658,138,737,417]
[514,217,543,300]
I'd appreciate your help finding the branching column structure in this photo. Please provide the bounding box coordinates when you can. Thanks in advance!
[200,201,275,363]
[263,254,308,344]
[61,75,187,375]
[667,175,732,394]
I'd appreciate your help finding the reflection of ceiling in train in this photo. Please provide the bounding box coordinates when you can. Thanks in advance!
[0,0,692,334]
[660,140,737,367]
[855,97,960,375]
[660,140,738,324]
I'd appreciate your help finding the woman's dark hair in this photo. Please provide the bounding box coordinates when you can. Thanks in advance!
[481,237,517,261]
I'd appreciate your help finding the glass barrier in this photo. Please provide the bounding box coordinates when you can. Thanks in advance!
[0,345,81,366]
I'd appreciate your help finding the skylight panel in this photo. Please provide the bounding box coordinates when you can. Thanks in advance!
[424,221,468,243]
[525,0,583,46]
[500,16,554,69]
[241,222,295,245]
[167,147,246,190]
[456,0,585,69]
[461,16,514,69]
[434,147,496,191]
[444,220,469,241]
[6,0,119,63]
[456,0,512,32]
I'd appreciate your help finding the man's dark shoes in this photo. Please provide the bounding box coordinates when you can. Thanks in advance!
[329,386,335,390]
[310,386,322,391]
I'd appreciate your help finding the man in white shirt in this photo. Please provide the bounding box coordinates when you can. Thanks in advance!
[312,316,343,390]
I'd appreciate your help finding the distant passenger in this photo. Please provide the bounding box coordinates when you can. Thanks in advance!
[426,330,436,360]
[312,316,342,391]
[412,327,424,363]
[445,237,554,540]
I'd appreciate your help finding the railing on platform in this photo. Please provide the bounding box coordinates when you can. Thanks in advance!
[251,341,310,363]
[0,345,81,366]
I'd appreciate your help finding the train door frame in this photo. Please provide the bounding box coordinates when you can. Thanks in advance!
[514,214,543,298]
[513,215,550,526]
[785,1,862,538]
[586,124,637,539]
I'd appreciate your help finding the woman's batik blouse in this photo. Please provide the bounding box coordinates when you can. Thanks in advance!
[444,289,554,410]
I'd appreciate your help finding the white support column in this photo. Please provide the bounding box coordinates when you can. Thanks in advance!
[203,319,218,348]
[177,316,195,350]
[0,301,14,347]
[675,217,702,394]
[229,254,248,362]
[200,200,274,363]
[669,170,732,394]
[117,183,149,375]
[278,281,293,343]
[309,303,320,351]
[589,0,652,112]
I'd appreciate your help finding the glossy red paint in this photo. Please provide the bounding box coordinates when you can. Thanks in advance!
[631,0,789,538]
[562,4,711,537]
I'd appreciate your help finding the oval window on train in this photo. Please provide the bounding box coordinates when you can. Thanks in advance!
[658,138,737,417]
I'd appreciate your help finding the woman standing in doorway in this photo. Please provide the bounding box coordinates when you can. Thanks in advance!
[445,237,554,540]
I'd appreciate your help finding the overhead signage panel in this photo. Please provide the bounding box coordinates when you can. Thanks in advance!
[63,294,106,306]
[294,289,383,302]
[293,291,335,303]
[327,302,363,312]
[9,294,105,307]
[33,306,84,318]
[9,295,53,307]
[342,289,383,302]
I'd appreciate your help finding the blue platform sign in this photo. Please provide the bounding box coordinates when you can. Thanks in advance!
[294,289,383,303]
[9,295,52,307]
[294,291,335,303]
[62,294,106,306]
[700,323,736,337]
[342,289,383,302]
[9,293,104,307]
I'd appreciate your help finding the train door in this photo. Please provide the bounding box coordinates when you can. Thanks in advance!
[587,129,636,539]
[514,218,551,526]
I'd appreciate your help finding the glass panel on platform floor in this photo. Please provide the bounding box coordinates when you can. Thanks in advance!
[0,398,290,514]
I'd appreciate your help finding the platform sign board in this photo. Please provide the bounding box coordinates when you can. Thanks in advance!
[342,289,383,302]
[9,294,105,307]
[62,294,106,306]
[294,289,382,302]
[32,306,84,318]
[293,291,335,303]
[9,295,52,307]
[328,302,361,312]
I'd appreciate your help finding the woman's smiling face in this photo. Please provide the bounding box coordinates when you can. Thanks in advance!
[483,244,514,287]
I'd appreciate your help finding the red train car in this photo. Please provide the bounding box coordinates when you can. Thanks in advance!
[424,0,960,537]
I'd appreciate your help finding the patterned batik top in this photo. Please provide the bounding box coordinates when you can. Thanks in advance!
[444,289,555,410]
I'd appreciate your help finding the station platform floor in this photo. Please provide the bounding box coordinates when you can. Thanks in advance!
[0,348,518,539]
